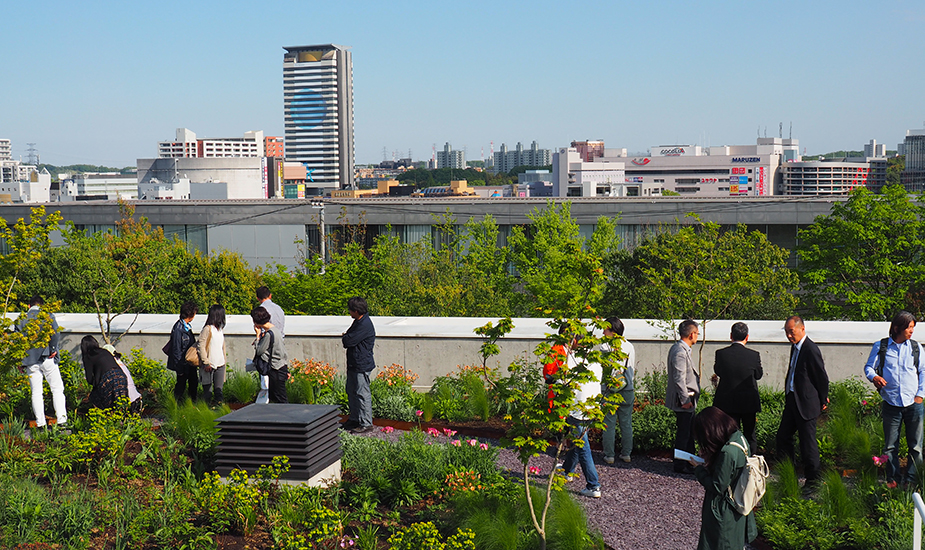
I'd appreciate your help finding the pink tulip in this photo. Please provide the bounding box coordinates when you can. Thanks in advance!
[415,410,423,417]
[381,426,394,434]
[452,440,461,446]
[443,428,457,437]
[469,439,478,446]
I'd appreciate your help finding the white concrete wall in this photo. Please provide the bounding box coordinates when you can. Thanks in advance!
[52,315,886,391]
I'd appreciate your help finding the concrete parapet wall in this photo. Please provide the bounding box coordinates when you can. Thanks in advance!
[53,315,885,390]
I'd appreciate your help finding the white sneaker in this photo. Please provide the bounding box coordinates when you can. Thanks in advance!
[619,455,631,463]
[580,487,602,498]
[603,456,615,464]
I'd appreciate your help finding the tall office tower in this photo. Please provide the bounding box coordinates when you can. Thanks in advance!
[283,44,354,189]
[902,129,925,192]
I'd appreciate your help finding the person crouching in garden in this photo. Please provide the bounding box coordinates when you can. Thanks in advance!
[198,304,228,405]
[80,336,129,409]
[689,406,757,550]
[251,306,289,403]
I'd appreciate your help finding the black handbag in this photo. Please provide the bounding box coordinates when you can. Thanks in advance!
[253,330,274,376]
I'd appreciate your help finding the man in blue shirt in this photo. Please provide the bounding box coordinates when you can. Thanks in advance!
[864,310,925,487]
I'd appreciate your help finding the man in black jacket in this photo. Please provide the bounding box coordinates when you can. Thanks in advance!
[712,322,763,455]
[342,296,376,434]
[777,315,829,485]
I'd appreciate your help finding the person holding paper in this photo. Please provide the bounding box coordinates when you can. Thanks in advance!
[690,406,757,550]
[667,319,701,474]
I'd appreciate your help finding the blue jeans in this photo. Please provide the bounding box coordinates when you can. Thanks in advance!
[883,401,924,483]
[603,388,633,459]
[346,370,373,427]
[562,417,600,491]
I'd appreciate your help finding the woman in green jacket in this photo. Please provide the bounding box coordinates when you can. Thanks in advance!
[690,406,757,550]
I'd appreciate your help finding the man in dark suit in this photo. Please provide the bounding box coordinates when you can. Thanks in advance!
[712,322,763,454]
[776,315,829,485]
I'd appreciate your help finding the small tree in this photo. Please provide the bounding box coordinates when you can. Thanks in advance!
[609,215,798,367]
[485,315,622,550]
[798,185,925,321]
[0,207,63,384]
[60,200,186,344]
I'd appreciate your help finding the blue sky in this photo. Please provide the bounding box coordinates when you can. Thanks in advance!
[2,0,922,167]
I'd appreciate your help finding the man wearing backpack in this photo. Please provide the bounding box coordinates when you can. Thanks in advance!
[864,310,925,488]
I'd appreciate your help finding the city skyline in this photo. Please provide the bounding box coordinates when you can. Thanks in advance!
[1,0,923,168]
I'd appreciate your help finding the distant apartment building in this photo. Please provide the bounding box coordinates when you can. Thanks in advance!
[0,139,50,203]
[864,139,887,158]
[491,141,552,174]
[902,129,925,192]
[265,136,284,158]
[283,44,355,189]
[158,128,265,158]
[782,157,887,195]
[436,142,465,170]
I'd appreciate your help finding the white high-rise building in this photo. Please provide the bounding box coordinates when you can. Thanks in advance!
[864,139,886,158]
[436,142,465,169]
[283,44,354,189]
[0,139,10,161]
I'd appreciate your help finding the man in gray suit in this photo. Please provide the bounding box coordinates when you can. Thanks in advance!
[667,319,700,473]
[18,295,67,428]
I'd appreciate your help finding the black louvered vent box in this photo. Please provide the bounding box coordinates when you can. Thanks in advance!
[215,404,341,481]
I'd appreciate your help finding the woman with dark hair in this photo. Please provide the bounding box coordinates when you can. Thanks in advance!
[81,335,129,409]
[690,406,757,550]
[251,306,289,403]
[168,301,198,402]
[198,304,227,404]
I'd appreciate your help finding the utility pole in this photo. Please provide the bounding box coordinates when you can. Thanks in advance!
[310,199,326,274]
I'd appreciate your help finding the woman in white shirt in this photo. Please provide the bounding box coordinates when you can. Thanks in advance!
[198,304,227,404]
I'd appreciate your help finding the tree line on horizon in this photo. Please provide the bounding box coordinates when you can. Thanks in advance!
[1,185,924,343]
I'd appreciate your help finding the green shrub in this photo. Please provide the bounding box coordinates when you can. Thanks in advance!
[632,403,674,452]
[450,479,603,550]
[124,348,171,395]
[223,370,258,404]
[0,474,48,546]
[637,367,667,403]
[758,497,843,550]
[371,379,419,422]
[387,521,475,550]
[162,397,230,474]
[755,387,785,455]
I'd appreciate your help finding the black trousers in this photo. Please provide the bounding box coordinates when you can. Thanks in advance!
[776,392,820,482]
[268,366,289,403]
[673,409,696,472]
[173,364,198,402]
[721,409,758,456]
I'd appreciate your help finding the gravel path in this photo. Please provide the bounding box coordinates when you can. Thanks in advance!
[496,448,705,550]
[358,427,715,550]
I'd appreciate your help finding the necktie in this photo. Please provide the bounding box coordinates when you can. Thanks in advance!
[787,345,798,393]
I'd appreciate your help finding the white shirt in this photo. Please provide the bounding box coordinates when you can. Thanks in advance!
[207,326,226,367]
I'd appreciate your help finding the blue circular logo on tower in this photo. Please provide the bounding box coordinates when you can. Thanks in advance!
[291,89,327,129]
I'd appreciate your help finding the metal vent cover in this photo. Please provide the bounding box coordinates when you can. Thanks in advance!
[215,404,342,480]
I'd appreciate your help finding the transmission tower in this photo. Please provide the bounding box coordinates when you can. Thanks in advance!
[26,143,39,165]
